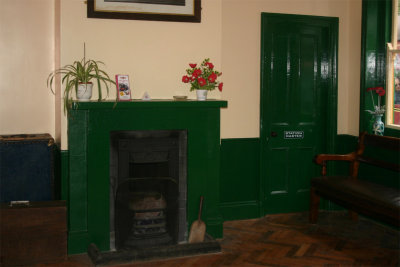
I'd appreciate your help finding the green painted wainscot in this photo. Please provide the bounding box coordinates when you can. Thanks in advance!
[65,100,227,254]
[219,138,260,220]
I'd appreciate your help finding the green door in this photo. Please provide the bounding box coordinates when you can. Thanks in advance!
[260,13,338,214]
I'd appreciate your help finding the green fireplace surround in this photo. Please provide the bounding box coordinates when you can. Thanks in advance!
[67,100,227,254]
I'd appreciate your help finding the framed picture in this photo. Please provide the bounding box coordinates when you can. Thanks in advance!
[87,0,201,23]
[115,75,131,101]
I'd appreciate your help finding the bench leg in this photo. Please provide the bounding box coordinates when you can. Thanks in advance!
[309,187,320,224]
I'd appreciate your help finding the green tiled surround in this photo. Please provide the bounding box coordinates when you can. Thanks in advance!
[66,100,227,254]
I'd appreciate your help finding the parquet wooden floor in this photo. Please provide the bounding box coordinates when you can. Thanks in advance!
[37,211,400,267]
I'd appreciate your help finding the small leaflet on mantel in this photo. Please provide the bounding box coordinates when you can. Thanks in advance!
[115,74,131,101]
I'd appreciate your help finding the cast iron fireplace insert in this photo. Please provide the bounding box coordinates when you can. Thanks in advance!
[109,130,187,251]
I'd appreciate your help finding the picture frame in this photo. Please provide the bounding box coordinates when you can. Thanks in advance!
[115,75,132,101]
[87,0,201,23]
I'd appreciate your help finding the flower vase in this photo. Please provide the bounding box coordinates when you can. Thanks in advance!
[196,89,208,101]
[372,114,384,136]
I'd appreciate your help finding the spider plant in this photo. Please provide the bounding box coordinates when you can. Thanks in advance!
[47,57,115,114]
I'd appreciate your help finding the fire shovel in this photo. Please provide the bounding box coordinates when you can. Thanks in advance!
[188,196,205,243]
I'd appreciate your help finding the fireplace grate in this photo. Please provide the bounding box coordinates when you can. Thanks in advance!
[124,191,172,248]
[132,209,166,236]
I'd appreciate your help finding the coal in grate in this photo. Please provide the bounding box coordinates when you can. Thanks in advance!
[124,191,173,248]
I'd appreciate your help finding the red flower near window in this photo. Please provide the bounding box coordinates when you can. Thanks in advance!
[367,86,385,96]
[375,87,385,96]
[182,75,190,83]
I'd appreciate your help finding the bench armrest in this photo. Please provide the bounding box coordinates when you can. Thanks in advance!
[314,152,357,176]
[314,152,356,165]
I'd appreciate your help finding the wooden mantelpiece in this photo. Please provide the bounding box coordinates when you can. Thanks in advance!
[67,100,227,254]
[71,99,227,109]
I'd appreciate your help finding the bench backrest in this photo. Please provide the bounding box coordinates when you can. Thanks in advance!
[355,132,400,174]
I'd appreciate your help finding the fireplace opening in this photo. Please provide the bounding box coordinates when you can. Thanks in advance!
[110,130,187,251]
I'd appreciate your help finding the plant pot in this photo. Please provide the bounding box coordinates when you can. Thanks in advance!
[196,89,208,101]
[77,83,93,101]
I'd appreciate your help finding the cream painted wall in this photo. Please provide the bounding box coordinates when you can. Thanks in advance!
[0,0,55,137]
[220,0,362,138]
[1,0,362,149]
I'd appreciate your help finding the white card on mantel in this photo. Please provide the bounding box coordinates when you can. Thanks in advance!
[142,92,151,101]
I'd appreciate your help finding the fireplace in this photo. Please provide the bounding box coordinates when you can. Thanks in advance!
[109,130,187,250]
[66,100,226,254]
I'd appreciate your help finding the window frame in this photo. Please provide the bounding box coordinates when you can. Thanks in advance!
[386,0,400,130]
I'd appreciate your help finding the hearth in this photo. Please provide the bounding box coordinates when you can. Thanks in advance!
[110,130,187,250]
[88,233,221,266]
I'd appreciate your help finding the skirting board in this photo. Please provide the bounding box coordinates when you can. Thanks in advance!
[219,200,260,221]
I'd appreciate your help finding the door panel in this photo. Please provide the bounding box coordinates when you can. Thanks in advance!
[260,14,338,214]
[268,147,289,194]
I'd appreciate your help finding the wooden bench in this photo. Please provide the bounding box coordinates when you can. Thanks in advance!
[309,132,400,227]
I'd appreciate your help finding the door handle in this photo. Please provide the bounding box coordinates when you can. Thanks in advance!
[271,131,278,137]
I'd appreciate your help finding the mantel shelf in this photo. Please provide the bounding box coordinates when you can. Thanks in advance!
[71,99,228,110]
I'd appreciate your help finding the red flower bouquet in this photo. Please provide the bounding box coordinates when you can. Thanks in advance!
[182,58,223,92]
[366,86,386,115]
